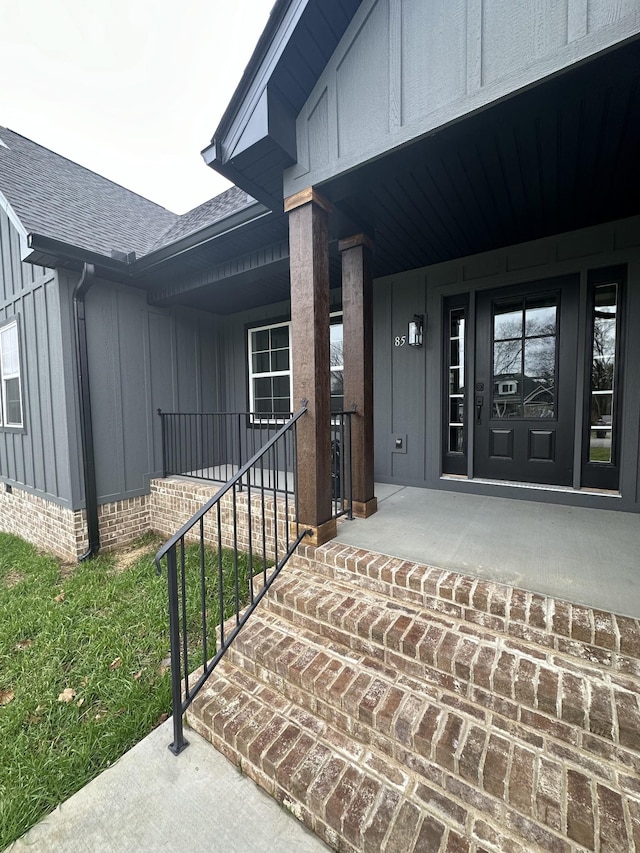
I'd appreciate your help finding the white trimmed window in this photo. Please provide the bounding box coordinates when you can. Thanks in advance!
[248,321,292,421]
[247,314,344,421]
[0,320,23,428]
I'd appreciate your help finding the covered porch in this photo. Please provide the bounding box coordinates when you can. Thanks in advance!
[336,483,640,620]
[150,470,640,620]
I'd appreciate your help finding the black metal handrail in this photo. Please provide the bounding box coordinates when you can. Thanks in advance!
[155,407,309,755]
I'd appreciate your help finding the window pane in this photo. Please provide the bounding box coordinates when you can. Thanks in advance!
[449,426,464,453]
[272,376,289,398]
[525,296,556,337]
[590,431,612,463]
[252,352,270,374]
[254,377,271,398]
[5,377,22,425]
[0,324,19,375]
[271,349,289,372]
[494,300,523,341]
[449,398,464,424]
[524,336,555,382]
[330,323,343,368]
[251,329,269,352]
[494,340,522,376]
[270,325,289,350]
[493,399,522,418]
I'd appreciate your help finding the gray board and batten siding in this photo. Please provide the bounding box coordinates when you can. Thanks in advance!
[284,0,640,197]
[57,271,222,510]
[373,216,640,513]
[0,224,223,512]
[0,206,77,506]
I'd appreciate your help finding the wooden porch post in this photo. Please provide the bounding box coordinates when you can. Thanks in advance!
[285,188,336,546]
[339,234,377,518]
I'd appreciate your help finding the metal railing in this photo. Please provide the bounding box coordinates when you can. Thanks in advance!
[154,407,309,755]
[158,408,355,520]
[158,410,294,490]
[331,411,354,520]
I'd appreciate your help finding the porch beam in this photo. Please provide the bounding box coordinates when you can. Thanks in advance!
[286,187,336,545]
[339,234,377,518]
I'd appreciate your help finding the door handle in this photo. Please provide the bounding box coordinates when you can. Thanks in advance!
[476,396,484,425]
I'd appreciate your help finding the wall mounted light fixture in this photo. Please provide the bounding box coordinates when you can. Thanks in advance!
[408,314,424,347]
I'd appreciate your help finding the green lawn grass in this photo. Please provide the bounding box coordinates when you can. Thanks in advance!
[0,532,257,849]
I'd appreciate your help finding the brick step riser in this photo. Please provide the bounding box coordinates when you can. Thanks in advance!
[225,613,640,810]
[190,553,640,853]
[187,660,557,853]
[290,547,640,678]
[255,569,640,765]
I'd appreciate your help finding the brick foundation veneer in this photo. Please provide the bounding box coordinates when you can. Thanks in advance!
[0,485,149,561]
[187,541,640,852]
[150,477,296,561]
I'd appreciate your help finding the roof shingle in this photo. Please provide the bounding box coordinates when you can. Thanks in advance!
[0,127,179,258]
[0,128,256,261]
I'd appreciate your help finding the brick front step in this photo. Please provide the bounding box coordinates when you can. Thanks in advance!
[187,546,640,853]
[188,658,537,853]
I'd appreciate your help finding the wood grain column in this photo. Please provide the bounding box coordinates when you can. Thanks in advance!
[285,188,336,546]
[340,234,377,518]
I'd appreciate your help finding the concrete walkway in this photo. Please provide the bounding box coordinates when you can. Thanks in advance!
[5,720,329,853]
[336,484,640,618]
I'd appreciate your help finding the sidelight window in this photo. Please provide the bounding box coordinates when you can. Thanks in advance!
[587,284,618,465]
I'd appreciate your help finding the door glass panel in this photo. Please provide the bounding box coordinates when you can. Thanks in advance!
[589,284,617,463]
[492,292,558,419]
[493,339,522,377]
[494,300,523,340]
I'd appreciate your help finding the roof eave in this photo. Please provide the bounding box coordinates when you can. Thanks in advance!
[25,233,129,280]
[131,199,273,274]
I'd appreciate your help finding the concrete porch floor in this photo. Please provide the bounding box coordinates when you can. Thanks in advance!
[335,484,640,619]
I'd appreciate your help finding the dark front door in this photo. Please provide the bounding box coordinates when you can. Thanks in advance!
[474,276,579,486]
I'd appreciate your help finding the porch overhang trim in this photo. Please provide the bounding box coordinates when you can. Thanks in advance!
[149,238,290,306]
[130,201,272,274]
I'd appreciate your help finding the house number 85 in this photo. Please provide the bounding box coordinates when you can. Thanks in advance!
[394,335,406,347]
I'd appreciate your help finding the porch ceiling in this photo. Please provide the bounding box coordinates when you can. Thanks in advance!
[326,38,640,277]
[146,38,639,316]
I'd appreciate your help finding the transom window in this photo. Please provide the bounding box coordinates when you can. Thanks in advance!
[0,319,23,429]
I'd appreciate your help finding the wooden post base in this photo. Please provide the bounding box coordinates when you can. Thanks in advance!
[291,518,337,547]
[351,497,378,519]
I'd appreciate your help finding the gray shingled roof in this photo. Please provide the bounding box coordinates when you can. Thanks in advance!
[0,127,180,258]
[150,186,256,251]
[0,128,261,262]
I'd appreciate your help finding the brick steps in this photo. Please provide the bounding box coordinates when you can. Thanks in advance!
[188,658,485,853]
[187,544,640,853]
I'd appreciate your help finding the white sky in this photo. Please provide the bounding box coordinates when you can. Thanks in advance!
[0,0,275,214]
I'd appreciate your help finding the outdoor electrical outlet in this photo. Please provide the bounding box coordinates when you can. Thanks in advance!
[392,433,407,454]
